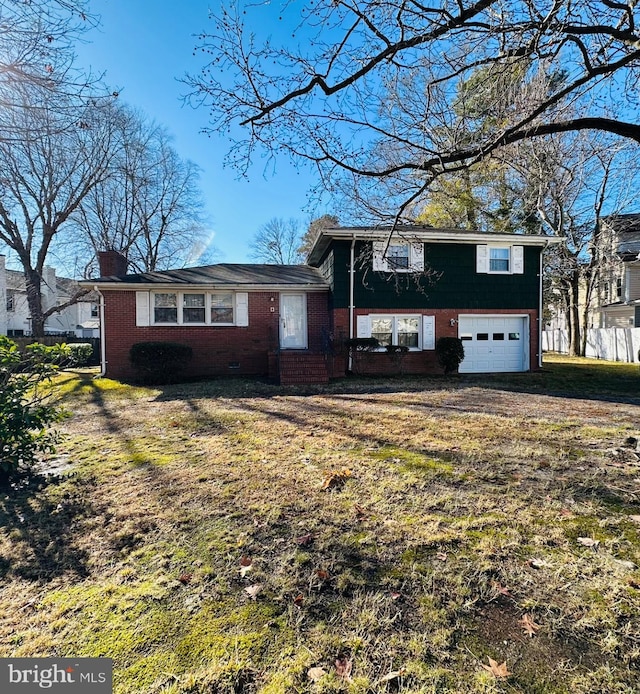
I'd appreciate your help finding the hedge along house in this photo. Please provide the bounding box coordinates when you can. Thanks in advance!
[85,227,556,384]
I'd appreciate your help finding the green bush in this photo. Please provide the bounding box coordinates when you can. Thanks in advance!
[67,343,93,366]
[435,337,465,375]
[0,336,67,483]
[129,342,193,384]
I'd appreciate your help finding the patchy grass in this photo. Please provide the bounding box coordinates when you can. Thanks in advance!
[2,354,640,693]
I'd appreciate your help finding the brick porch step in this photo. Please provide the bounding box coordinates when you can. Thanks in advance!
[278,351,329,385]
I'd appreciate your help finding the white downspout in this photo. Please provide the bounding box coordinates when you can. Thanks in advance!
[95,286,106,377]
[538,245,545,368]
[348,235,356,372]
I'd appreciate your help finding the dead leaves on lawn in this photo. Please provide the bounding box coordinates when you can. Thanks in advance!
[482,657,511,678]
[520,613,542,637]
[322,468,352,490]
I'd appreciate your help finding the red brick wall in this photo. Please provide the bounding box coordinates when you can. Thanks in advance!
[329,307,540,376]
[102,290,330,380]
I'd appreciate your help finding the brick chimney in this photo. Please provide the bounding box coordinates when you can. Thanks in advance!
[98,250,128,277]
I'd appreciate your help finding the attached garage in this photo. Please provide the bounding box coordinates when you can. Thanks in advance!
[458,315,529,373]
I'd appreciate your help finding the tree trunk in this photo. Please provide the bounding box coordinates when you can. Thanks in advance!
[24,269,45,337]
[568,276,581,357]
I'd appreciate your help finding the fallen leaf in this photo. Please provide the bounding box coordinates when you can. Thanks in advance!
[354,504,369,520]
[322,468,352,490]
[316,569,330,581]
[335,657,352,681]
[239,556,253,577]
[390,591,402,601]
[307,667,327,682]
[375,669,405,685]
[528,558,551,569]
[295,533,314,546]
[178,573,192,585]
[577,537,600,548]
[520,613,541,637]
[628,515,640,524]
[481,657,511,678]
[435,552,447,562]
[491,581,512,597]
[293,594,304,607]
[244,584,263,600]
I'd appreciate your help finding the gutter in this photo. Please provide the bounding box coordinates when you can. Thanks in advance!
[95,286,106,377]
[348,235,356,372]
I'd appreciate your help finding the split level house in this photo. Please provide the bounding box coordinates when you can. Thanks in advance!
[83,227,557,385]
[0,255,100,338]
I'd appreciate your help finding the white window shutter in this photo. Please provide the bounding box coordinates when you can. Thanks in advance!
[356,315,371,338]
[422,315,435,350]
[512,245,524,274]
[236,292,249,326]
[410,242,424,271]
[135,291,150,326]
[372,242,386,271]
[476,245,489,273]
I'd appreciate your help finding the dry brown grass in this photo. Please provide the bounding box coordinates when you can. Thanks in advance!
[1,356,640,693]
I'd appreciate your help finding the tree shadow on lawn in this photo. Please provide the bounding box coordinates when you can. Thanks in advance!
[0,473,96,581]
[148,360,640,408]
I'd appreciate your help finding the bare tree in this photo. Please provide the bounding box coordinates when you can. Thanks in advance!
[0,91,117,336]
[186,1,640,221]
[510,133,640,355]
[73,107,208,274]
[249,218,304,264]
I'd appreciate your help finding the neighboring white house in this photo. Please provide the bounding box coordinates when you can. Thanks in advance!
[0,255,99,338]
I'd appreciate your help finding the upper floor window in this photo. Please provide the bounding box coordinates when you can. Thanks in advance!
[6,291,14,312]
[490,247,510,272]
[373,241,424,273]
[387,244,410,270]
[90,303,99,318]
[477,245,524,274]
[616,277,623,299]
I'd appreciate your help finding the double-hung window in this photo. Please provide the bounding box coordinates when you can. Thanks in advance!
[151,291,235,325]
[489,247,510,272]
[477,245,524,274]
[211,293,234,323]
[387,244,410,270]
[373,241,424,272]
[370,315,420,349]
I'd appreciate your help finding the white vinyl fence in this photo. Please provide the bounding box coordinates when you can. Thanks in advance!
[542,328,640,363]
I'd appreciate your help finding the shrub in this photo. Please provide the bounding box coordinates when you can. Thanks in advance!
[435,337,465,375]
[67,343,93,366]
[129,342,193,384]
[0,336,67,483]
[343,337,380,375]
[385,344,409,374]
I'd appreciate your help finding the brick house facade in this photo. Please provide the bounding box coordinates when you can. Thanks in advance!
[83,227,556,383]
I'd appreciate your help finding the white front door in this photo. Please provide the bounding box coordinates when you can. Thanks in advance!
[458,315,528,373]
[280,293,308,349]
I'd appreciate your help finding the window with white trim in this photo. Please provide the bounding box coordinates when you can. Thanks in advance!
[476,244,524,274]
[370,315,420,349]
[151,291,235,325]
[373,241,424,272]
[6,291,14,312]
[489,247,510,272]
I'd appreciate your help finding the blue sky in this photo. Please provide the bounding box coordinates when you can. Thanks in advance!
[75,0,322,265]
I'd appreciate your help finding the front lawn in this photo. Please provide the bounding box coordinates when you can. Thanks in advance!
[1,355,640,693]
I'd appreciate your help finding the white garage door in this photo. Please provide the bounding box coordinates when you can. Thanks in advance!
[458,316,528,373]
